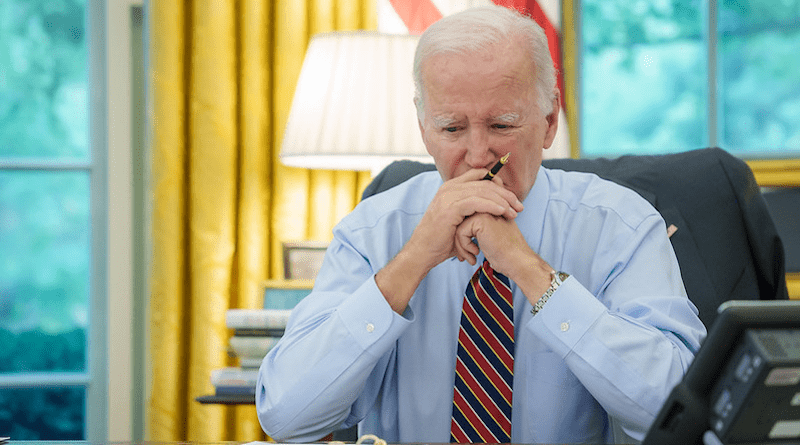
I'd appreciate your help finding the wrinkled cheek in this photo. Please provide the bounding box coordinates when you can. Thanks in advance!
[432,151,468,181]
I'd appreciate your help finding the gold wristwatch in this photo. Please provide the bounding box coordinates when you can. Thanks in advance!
[531,270,569,315]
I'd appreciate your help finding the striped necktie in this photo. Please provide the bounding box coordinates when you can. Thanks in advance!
[450,259,514,443]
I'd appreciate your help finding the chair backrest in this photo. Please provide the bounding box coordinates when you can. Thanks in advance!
[762,187,800,274]
[361,148,789,329]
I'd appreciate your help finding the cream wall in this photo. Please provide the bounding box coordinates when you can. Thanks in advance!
[107,0,144,440]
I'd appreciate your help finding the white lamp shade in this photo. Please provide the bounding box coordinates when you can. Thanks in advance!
[279,31,432,173]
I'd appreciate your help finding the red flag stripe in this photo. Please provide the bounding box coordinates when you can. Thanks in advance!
[493,0,528,10]
[387,0,443,34]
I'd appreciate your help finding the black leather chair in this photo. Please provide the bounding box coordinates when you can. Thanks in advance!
[361,147,789,330]
[763,187,800,273]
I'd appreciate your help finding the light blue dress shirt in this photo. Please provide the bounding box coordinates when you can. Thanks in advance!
[256,166,707,444]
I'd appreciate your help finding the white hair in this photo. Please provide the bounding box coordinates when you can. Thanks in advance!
[413,5,557,120]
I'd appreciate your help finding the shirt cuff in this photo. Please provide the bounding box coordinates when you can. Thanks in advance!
[527,276,607,359]
[336,274,413,355]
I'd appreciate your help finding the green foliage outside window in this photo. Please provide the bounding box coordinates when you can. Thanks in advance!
[0,172,90,342]
[581,0,800,158]
[0,0,87,159]
[0,387,84,439]
[720,0,800,153]
[1,0,89,439]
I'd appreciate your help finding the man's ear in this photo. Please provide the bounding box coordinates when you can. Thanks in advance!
[542,89,560,149]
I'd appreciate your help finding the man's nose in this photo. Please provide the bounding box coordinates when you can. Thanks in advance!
[464,128,494,168]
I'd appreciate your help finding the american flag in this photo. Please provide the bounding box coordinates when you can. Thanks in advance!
[378,0,570,159]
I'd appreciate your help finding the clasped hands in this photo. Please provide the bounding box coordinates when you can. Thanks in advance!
[414,169,522,268]
[411,168,552,283]
[377,168,554,313]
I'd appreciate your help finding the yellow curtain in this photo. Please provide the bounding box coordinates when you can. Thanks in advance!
[147,0,375,441]
[561,0,580,158]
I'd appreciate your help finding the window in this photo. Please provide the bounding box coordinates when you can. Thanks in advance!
[0,0,106,440]
[580,0,800,158]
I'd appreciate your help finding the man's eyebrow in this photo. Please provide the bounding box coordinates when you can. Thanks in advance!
[494,112,520,123]
[431,115,459,128]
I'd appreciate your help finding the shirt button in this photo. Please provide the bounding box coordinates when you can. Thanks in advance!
[560,322,570,332]
[366,323,375,333]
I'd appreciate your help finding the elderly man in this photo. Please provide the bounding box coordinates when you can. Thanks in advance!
[257,5,705,444]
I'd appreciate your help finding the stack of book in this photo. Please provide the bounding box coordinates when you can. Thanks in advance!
[209,308,291,399]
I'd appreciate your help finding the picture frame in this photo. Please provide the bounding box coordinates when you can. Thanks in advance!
[282,241,328,280]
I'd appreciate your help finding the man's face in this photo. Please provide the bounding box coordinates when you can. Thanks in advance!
[417,41,559,202]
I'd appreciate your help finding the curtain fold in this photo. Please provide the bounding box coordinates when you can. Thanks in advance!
[561,0,579,157]
[147,0,376,441]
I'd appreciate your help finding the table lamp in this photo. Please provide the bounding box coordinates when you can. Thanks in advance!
[279,31,432,176]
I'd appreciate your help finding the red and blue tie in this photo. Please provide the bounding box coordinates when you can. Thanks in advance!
[450,259,514,443]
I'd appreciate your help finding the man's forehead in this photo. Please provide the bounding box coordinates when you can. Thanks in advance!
[419,55,537,126]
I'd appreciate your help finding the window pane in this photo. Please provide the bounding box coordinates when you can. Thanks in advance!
[0,171,88,373]
[581,0,707,157]
[719,0,800,157]
[0,0,88,159]
[0,387,85,439]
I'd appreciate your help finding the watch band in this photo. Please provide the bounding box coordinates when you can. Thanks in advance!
[531,270,569,316]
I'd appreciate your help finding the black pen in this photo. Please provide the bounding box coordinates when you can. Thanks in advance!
[482,153,510,180]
